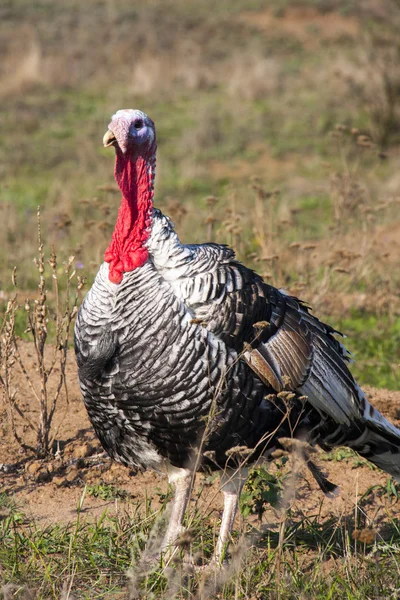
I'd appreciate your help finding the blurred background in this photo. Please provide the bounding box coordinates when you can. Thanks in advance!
[1,0,400,388]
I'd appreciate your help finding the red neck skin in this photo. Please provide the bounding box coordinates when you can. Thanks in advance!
[104,151,155,284]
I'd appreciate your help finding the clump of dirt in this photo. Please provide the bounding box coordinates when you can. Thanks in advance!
[364,385,400,423]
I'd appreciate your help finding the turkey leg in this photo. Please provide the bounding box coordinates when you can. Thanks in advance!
[213,467,248,564]
[214,490,239,563]
[161,467,192,552]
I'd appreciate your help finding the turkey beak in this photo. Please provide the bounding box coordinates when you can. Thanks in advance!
[103,130,117,148]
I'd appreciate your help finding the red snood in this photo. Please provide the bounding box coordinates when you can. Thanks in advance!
[104,154,154,284]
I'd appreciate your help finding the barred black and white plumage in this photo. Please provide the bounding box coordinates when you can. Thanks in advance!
[74,109,400,562]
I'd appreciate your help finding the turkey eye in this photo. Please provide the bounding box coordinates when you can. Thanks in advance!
[134,119,143,130]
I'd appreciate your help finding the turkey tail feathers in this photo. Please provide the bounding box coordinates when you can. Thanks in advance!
[352,392,400,482]
[304,331,400,481]
[245,289,400,481]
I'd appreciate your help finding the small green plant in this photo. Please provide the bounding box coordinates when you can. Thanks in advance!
[86,483,129,501]
[320,447,377,471]
[384,478,400,501]
[239,465,284,519]
[153,485,174,504]
[320,447,358,462]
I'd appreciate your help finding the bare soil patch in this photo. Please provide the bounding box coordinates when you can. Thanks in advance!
[238,7,359,48]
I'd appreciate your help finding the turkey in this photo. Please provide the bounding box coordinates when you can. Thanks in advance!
[75,108,400,563]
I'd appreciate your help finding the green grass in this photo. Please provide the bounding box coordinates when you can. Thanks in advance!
[331,311,400,390]
[2,482,400,599]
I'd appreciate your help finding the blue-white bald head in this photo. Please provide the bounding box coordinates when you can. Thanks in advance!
[103,109,156,159]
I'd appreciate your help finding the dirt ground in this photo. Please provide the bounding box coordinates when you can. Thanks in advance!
[1,341,400,533]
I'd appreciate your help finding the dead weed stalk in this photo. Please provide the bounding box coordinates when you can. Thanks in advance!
[0,207,85,458]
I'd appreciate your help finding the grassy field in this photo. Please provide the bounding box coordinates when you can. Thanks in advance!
[1,0,400,597]
[1,0,400,386]
[3,476,400,600]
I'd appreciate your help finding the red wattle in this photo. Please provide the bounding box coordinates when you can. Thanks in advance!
[104,154,153,283]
